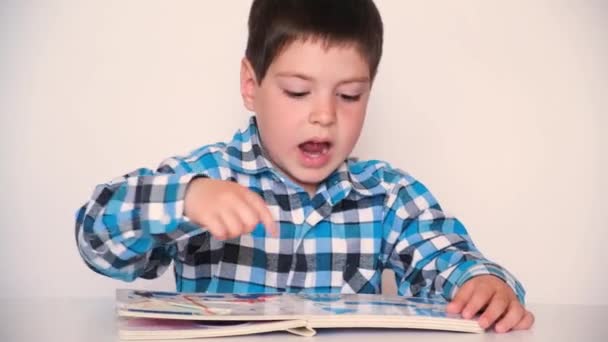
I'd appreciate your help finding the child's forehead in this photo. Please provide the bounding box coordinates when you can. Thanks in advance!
[269,37,371,77]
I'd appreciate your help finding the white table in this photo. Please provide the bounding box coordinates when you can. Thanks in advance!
[1,297,606,341]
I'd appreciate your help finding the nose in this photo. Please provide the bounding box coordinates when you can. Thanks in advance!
[309,94,336,127]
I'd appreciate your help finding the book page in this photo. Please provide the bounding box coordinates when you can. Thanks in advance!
[117,290,462,320]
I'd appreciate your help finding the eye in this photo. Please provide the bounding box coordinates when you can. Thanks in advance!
[338,93,361,102]
[283,90,310,98]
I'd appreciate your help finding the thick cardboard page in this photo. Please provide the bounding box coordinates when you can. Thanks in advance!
[119,318,312,340]
[116,289,483,338]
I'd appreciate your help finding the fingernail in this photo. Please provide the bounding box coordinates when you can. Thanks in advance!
[478,318,488,328]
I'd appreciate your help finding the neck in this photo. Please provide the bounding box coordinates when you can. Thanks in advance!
[302,184,318,197]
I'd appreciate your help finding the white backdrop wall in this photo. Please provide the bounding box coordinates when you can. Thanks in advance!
[1,0,606,305]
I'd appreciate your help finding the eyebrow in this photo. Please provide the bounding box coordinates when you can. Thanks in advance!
[275,72,370,85]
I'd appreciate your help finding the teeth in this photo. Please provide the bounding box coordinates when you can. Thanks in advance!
[300,143,330,158]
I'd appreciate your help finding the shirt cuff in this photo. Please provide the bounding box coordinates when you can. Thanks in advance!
[139,173,209,242]
[444,261,526,304]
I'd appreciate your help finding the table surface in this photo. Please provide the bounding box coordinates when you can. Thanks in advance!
[1,297,607,342]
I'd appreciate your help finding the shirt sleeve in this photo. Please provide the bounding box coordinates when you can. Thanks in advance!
[74,156,207,282]
[382,171,526,303]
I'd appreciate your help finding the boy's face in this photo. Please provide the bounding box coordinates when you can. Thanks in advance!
[241,39,371,195]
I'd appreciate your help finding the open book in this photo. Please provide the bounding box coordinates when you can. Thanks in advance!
[116,289,483,339]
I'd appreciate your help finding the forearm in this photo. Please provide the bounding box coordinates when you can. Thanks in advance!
[74,167,204,281]
[389,214,525,303]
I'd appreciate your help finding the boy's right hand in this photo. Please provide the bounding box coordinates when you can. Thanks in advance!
[184,178,278,240]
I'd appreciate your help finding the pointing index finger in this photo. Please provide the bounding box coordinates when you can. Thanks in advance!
[245,190,278,237]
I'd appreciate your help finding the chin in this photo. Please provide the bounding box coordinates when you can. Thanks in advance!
[294,168,335,185]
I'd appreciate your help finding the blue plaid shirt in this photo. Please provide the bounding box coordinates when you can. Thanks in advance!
[76,117,525,302]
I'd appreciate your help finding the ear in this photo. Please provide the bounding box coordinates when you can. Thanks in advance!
[240,57,258,112]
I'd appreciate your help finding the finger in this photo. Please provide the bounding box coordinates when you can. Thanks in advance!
[205,215,228,241]
[461,287,494,319]
[494,301,525,333]
[512,310,535,331]
[225,197,260,235]
[220,209,245,240]
[233,198,261,233]
[245,190,277,237]
[478,294,510,329]
[447,281,476,314]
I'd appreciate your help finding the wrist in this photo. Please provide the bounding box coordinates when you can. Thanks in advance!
[184,176,209,220]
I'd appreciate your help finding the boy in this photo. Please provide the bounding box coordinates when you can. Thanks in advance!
[76,0,533,333]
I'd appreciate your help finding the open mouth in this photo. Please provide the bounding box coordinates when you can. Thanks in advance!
[298,141,332,158]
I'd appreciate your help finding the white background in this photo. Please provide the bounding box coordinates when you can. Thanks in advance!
[1,0,606,305]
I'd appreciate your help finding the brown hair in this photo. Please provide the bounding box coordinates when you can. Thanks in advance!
[245,0,384,83]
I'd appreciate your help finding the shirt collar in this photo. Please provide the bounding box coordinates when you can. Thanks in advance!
[224,116,274,175]
[226,116,387,198]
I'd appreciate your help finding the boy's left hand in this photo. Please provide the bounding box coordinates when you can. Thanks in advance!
[446,275,534,333]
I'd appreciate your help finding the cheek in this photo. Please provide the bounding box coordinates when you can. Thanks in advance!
[338,105,366,146]
[345,122,364,147]
[258,90,307,122]
[258,117,295,155]
[340,102,367,124]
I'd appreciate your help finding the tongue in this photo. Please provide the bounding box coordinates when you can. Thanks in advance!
[300,142,327,153]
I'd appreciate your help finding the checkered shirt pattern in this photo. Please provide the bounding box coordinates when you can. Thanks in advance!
[75,117,525,302]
